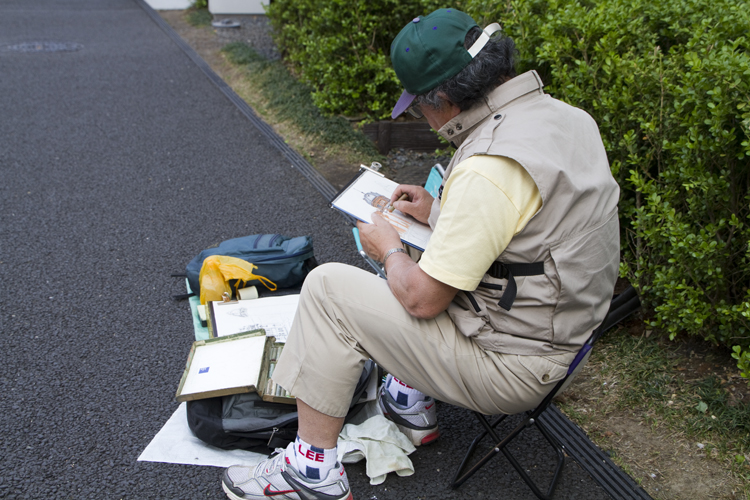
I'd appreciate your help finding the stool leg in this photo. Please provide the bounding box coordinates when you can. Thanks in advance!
[499,417,566,500]
[452,411,566,500]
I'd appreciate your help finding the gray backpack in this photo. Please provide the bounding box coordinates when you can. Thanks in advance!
[186,360,377,453]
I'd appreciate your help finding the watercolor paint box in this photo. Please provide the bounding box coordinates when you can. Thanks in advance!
[174,330,295,404]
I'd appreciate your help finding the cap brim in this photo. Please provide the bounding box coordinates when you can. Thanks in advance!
[391,90,417,119]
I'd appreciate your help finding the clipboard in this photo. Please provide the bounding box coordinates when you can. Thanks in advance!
[330,166,432,251]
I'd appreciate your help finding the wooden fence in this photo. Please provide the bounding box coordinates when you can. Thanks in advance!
[362,121,444,154]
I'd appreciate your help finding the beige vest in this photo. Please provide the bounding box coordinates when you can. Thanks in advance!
[430,71,620,355]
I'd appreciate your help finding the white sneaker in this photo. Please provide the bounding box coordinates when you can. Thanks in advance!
[379,384,440,447]
[221,442,352,500]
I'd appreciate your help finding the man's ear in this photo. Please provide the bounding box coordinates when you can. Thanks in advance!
[435,92,451,106]
[436,92,461,118]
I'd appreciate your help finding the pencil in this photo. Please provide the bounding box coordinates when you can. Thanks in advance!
[387,193,409,212]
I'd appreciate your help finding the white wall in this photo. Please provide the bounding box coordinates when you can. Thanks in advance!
[209,0,269,14]
[144,0,193,9]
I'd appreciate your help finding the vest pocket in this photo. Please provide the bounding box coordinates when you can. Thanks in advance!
[484,254,559,344]
[517,354,571,386]
[446,254,561,347]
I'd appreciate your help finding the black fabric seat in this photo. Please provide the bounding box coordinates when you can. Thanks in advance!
[450,286,641,499]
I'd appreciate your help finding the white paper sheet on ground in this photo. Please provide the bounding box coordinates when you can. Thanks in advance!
[137,402,266,468]
[211,294,299,343]
[140,381,414,485]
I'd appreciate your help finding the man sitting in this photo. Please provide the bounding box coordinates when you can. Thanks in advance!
[220,7,620,500]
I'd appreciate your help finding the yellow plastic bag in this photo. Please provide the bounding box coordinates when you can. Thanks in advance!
[198,255,277,305]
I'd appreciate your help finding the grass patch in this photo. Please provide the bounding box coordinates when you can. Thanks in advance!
[185,7,212,27]
[558,327,750,497]
[600,334,749,450]
[220,42,381,164]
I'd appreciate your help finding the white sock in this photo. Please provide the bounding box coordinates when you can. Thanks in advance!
[386,374,426,408]
[291,435,337,481]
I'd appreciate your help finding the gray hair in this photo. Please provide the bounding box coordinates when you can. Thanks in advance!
[417,27,517,112]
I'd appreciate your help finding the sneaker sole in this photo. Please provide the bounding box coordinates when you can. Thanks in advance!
[221,481,243,500]
[222,477,354,500]
[396,424,440,447]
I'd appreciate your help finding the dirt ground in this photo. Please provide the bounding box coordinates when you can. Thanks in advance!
[560,320,746,499]
[159,11,747,499]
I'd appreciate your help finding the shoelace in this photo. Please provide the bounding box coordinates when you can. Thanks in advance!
[255,448,288,476]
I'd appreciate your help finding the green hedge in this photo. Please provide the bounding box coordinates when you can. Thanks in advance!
[267,0,750,374]
[467,0,750,367]
[266,0,444,119]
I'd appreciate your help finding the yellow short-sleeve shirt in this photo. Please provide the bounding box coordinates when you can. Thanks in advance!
[419,155,543,291]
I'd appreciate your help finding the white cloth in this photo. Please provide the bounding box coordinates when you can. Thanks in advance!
[336,401,416,485]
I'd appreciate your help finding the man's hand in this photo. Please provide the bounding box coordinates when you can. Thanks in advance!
[389,185,434,224]
[356,212,457,320]
[357,214,401,263]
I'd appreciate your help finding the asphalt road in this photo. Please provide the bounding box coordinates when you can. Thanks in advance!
[0,1,612,498]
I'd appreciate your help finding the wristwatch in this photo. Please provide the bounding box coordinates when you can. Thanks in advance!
[382,247,407,268]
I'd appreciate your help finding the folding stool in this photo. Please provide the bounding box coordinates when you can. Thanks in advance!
[450,286,641,499]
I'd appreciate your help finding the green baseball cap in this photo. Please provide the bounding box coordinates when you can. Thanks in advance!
[390,8,477,119]
[390,8,502,118]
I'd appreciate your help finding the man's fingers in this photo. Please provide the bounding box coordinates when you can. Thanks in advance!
[390,184,418,204]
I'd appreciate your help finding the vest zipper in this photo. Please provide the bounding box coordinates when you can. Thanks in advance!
[464,291,481,313]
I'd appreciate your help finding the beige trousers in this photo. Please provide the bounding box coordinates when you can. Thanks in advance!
[273,263,575,418]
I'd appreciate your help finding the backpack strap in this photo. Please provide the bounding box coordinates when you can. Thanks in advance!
[171,273,194,300]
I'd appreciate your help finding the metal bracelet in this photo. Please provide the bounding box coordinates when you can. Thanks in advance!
[382,247,407,268]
